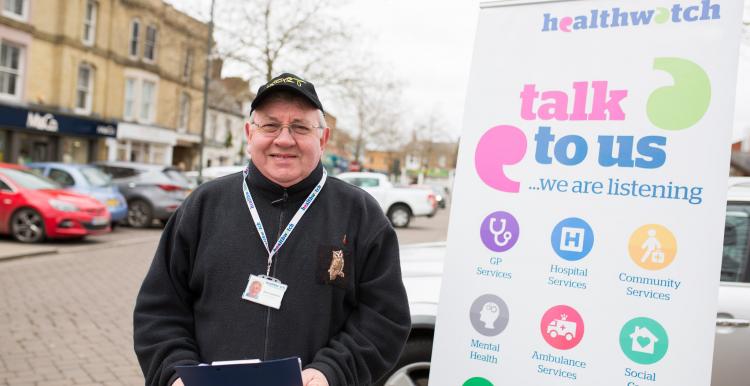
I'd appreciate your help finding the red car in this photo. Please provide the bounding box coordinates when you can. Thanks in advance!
[0,164,111,243]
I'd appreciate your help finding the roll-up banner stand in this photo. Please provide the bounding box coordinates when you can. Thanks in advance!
[430,0,744,385]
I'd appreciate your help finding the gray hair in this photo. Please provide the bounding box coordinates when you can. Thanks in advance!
[250,89,328,128]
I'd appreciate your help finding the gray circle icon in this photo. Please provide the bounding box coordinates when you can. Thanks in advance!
[469,294,510,336]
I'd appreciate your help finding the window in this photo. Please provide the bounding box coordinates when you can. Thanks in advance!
[82,0,98,46]
[183,48,193,80]
[722,203,750,283]
[129,19,140,57]
[2,0,27,21]
[0,177,11,191]
[177,92,190,132]
[124,78,136,119]
[140,80,155,122]
[122,72,159,124]
[48,169,76,187]
[75,63,94,113]
[0,41,22,99]
[144,25,157,61]
[208,112,217,141]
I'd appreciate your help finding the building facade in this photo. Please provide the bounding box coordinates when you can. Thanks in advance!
[0,0,208,167]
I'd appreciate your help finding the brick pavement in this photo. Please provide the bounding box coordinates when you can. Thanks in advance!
[0,207,449,386]
[0,239,159,386]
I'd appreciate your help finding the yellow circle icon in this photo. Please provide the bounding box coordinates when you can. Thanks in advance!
[628,224,677,270]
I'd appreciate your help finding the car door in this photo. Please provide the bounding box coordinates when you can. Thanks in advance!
[712,201,750,386]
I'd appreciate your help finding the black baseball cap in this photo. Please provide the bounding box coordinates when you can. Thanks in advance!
[250,73,324,114]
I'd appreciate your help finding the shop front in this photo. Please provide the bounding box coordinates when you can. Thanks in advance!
[108,122,176,166]
[0,103,117,164]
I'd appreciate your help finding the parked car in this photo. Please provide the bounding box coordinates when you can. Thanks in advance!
[0,165,111,243]
[383,179,750,386]
[411,184,450,209]
[184,165,245,184]
[94,162,192,228]
[337,172,437,228]
[27,162,127,226]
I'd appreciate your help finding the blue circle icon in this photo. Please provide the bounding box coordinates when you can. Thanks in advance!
[550,217,594,261]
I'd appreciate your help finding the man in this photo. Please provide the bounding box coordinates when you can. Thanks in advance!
[133,73,411,386]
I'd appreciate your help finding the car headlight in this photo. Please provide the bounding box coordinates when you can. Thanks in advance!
[49,199,79,212]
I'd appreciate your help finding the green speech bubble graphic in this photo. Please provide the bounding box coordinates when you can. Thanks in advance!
[647,57,711,131]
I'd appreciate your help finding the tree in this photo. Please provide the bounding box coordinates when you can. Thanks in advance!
[214,0,359,91]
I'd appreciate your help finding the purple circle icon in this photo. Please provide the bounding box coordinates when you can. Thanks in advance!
[480,211,520,252]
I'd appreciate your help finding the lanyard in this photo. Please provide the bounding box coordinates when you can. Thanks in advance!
[242,164,327,276]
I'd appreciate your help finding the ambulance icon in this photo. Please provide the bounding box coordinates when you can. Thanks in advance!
[546,313,577,341]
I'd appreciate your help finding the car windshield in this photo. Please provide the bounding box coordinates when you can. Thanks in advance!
[80,167,111,187]
[0,168,60,190]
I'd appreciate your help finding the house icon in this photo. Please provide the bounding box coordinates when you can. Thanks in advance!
[630,326,658,354]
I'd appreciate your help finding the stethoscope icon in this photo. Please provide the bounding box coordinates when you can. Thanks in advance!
[489,217,513,247]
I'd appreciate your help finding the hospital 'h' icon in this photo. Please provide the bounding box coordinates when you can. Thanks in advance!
[559,227,585,252]
[551,217,594,261]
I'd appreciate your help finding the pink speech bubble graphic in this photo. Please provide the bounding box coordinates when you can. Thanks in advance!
[475,125,527,193]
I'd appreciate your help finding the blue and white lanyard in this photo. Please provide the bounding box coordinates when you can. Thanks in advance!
[242,165,327,276]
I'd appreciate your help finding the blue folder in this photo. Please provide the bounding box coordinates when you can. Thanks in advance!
[175,357,303,386]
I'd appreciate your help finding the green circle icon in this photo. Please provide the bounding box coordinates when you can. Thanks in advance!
[463,377,494,386]
[619,317,669,365]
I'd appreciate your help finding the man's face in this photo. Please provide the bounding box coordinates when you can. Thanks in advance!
[245,98,329,187]
[249,282,261,296]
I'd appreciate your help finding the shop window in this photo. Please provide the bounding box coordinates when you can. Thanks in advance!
[144,24,157,61]
[2,0,27,21]
[129,19,140,57]
[177,92,190,132]
[82,0,98,46]
[62,137,89,164]
[75,63,94,114]
[48,169,75,187]
[0,41,23,100]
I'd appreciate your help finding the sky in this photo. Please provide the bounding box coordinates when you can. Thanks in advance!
[169,0,750,143]
[167,0,481,140]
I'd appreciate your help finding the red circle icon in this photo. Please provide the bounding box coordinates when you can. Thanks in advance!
[540,305,585,350]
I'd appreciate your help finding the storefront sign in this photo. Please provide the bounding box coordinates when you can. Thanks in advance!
[0,103,117,138]
[430,0,743,385]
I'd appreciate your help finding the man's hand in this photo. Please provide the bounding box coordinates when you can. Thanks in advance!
[301,368,329,386]
[172,378,184,386]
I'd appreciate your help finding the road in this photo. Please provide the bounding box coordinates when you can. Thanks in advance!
[0,206,450,385]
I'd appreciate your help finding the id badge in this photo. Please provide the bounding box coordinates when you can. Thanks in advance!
[241,274,288,309]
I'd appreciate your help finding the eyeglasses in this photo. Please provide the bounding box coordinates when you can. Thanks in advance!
[251,121,323,137]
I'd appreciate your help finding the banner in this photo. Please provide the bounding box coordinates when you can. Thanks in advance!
[430,0,743,385]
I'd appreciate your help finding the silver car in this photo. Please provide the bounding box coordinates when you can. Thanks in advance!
[383,180,750,386]
[94,162,192,228]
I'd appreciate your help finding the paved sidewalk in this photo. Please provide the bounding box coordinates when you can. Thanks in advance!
[0,238,159,386]
[0,228,163,262]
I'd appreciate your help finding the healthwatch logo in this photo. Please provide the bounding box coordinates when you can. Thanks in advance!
[542,0,720,32]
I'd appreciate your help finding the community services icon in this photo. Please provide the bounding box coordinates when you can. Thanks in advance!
[628,224,677,270]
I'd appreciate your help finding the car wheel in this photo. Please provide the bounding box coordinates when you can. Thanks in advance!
[549,330,558,338]
[388,204,412,228]
[127,200,153,228]
[11,208,46,243]
[376,336,432,386]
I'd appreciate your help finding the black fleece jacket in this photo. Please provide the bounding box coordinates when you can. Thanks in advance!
[133,162,411,386]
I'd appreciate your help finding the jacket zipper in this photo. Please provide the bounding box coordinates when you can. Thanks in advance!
[263,189,288,360]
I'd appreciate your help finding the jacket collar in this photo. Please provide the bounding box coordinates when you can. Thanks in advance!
[245,161,324,203]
